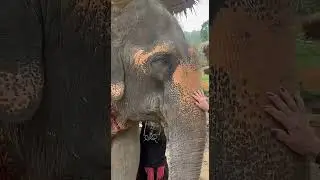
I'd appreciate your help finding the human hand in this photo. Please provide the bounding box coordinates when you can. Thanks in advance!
[264,87,320,158]
[192,90,209,112]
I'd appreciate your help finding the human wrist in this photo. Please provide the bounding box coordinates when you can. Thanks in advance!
[202,106,209,112]
[204,103,209,112]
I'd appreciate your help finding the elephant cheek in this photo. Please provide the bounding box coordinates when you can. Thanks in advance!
[111,82,125,101]
[0,62,44,122]
[172,64,201,104]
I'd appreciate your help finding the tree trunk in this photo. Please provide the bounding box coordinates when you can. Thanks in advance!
[210,0,309,179]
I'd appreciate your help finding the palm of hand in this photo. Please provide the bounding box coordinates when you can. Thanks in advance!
[197,97,208,109]
[282,113,318,156]
[265,88,320,157]
[192,90,209,112]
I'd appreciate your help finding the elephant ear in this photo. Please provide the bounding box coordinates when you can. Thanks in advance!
[159,0,198,14]
[111,48,125,101]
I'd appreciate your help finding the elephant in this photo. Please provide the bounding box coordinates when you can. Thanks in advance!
[111,0,207,179]
[1,0,110,179]
[209,0,319,179]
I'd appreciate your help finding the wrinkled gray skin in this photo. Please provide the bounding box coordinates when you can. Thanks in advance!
[111,0,206,179]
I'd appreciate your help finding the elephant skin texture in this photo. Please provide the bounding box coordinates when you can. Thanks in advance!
[210,0,307,179]
[1,0,110,179]
[111,0,206,179]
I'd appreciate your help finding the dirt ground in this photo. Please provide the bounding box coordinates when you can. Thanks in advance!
[199,112,209,180]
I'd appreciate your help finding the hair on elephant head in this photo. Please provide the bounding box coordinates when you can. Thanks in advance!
[111,0,206,179]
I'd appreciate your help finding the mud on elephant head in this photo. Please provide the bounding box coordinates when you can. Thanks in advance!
[111,0,206,179]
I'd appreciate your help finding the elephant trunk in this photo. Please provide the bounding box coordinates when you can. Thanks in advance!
[163,82,206,180]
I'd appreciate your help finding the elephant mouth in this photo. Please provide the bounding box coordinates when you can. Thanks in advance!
[111,105,131,138]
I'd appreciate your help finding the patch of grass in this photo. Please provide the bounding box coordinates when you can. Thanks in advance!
[201,74,209,82]
[201,74,209,96]
[301,90,320,100]
[296,36,320,96]
[296,37,320,68]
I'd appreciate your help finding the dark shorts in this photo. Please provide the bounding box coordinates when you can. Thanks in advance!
[136,159,169,180]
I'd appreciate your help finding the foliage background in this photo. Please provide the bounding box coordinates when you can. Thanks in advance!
[183,20,209,94]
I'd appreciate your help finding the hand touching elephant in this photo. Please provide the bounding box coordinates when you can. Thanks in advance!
[264,88,320,163]
[111,0,206,179]
[192,90,209,112]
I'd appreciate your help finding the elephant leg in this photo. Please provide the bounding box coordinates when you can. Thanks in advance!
[112,123,140,180]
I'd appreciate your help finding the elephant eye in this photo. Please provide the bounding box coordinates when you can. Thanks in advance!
[149,52,177,81]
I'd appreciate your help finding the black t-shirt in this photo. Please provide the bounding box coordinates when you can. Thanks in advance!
[139,122,167,167]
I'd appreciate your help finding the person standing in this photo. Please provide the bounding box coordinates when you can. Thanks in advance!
[137,121,168,180]
[137,89,209,180]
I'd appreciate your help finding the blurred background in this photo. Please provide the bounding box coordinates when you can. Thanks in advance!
[175,0,209,97]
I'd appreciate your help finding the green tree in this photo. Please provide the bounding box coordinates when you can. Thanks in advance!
[200,20,209,42]
[184,30,202,46]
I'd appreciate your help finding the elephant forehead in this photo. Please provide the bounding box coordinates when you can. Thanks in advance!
[172,64,201,96]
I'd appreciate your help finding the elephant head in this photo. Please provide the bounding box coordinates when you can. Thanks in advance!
[111,0,206,179]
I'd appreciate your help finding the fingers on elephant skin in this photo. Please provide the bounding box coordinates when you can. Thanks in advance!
[271,128,291,143]
[195,101,201,107]
[294,92,305,112]
[0,61,44,122]
[200,89,205,96]
[279,87,298,112]
[264,106,290,127]
[266,92,291,115]
[196,90,204,97]
[192,92,201,100]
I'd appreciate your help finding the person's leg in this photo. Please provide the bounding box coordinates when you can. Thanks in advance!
[136,165,147,180]
[163,159,169,180]
[152,159,169,180]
